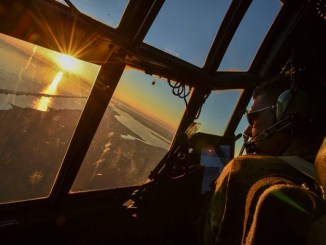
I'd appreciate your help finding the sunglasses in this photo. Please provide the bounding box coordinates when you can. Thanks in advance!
[246,105,275,126]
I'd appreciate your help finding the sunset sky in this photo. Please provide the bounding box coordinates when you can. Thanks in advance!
[113,68,186,129]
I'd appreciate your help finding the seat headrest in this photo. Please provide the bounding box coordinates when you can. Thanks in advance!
[315,137,326,196]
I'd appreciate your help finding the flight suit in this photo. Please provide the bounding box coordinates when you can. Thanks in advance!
[200,154,322,245]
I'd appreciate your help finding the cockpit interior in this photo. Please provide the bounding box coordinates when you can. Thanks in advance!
[0,0,325,243]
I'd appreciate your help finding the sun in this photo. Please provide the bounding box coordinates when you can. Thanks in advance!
[57,53,80,72]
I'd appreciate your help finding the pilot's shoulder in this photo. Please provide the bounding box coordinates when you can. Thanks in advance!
[229,154,291,172]
[233,154,282,163]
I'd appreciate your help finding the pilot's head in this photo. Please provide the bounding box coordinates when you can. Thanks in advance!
[244,74,325,157]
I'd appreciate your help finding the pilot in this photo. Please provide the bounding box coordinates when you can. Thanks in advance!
[200,67,326,245]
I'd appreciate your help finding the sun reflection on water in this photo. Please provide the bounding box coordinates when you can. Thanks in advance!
[34,71,63,111]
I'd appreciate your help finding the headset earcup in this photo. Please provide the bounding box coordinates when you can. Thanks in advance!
[275,89,312,122]
[275,90,294,121]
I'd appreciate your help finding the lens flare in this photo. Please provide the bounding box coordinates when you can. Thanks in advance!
[57,54,79,72]
[35,71,63,111]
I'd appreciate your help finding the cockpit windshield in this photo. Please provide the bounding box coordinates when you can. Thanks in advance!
[0,0,282,203]
[71,67,186,192]
[0,32,243,202]
[0,33,99,203]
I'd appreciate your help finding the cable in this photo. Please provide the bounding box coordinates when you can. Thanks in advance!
[195,92,210,119]
[168,79,191,98]
[167,79,210,119]
[168,79,192,109]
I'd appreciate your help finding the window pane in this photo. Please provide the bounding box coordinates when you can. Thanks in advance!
[55,0,69,7]
[0,34,100,204]
[195,90,243,135]
[71,68,186,192]
[219,0,281,71]
[144,0,231,67]
[68,0,129,28]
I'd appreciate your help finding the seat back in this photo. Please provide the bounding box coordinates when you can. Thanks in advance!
[242,138,326,245]
[315,136,326,199]
[304,137,326,245]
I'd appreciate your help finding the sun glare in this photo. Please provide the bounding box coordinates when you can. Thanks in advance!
[35,71,63,111]
[57,54,80,72]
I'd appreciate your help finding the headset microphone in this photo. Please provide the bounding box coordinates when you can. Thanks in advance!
[242,114,296,154]
[239,134,249,156]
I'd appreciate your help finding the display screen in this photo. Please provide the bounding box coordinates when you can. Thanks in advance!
[200,144,231,193]
[189,132,234,193]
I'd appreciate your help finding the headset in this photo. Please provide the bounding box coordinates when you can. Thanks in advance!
[242,61,316,154]
[275,66,314,123]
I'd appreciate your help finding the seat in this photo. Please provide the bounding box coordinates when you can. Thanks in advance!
[315,136,326,200]
[306,136,326,245]
[242,137,326,245]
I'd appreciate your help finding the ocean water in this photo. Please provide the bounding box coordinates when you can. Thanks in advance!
[113,104,171,150]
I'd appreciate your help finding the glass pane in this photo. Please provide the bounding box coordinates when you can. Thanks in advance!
[55,0,69,7]
[219,0,281,71]
[0,33,100,204]
[69,0,129,28]
[195,90,242,135]
[144,0,231,67]
[71,68,186,192]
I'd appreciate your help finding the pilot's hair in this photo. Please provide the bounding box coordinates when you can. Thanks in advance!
[252,75,291,102]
